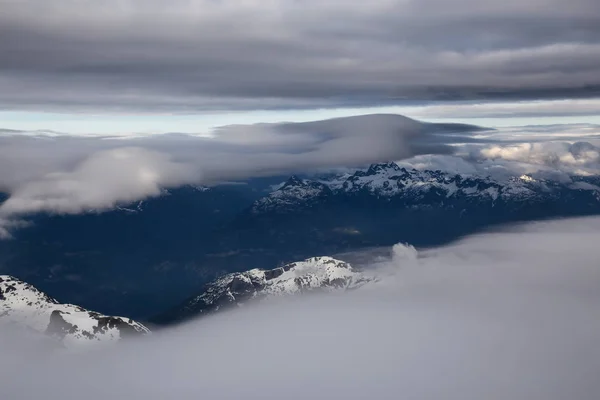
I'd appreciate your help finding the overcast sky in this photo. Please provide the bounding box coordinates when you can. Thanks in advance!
[1,0,600,233]
[1,0,599,132]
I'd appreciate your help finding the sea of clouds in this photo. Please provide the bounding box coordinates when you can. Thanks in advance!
[1,216,600,399]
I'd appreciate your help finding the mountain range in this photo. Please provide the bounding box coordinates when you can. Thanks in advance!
[252,162,600,214]
[2,256,376,336]
[1,161,599,320]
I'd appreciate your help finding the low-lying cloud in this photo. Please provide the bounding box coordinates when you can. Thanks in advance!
[2,216,600,399]
[399,123,600,180]
[0,147,194,216]
[2,115,600,238]
[477,141,600,172]
[0,114,451,236]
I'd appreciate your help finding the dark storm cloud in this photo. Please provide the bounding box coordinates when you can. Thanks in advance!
[1,0,600,112]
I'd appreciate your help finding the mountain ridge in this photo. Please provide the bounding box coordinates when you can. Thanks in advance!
[250,162,600,214]
[0,275,150,348]
[1,162,599,320]
[152,256,375,325]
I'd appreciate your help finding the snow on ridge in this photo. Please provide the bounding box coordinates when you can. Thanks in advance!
[263,256,369,295]
[252,176,332,213]
[0,275,149,348]
[252,162,571,213]
[166,256,375,322]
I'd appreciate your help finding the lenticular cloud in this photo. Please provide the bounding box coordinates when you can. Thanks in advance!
[0,114,446,236]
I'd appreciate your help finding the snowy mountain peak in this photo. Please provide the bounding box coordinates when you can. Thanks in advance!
[282,175,305,188]
[366,162,403,175]
[248,161,600,215]
[0,275,149,348]
[252,177,332,213]
[153,256,375,324]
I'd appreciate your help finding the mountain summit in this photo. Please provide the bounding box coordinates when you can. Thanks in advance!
[252,162,600,213]
[153,256,374,325]
[0,275,149,348]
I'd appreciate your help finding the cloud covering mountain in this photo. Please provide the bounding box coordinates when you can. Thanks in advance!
[1,113,600,237]
[0,114,462,236]
[1,216,600,399]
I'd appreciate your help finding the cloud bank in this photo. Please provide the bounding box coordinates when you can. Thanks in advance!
[2,114,600,237]
[0,114,450,235]
[407,98,600,119]
[399,123,600,179]
[1,0,600,112]
[2,216,600,399]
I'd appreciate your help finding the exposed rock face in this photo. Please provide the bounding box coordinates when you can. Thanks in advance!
[0,275,150,348]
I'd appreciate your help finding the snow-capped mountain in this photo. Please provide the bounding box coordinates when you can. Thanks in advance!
[3,162,599,322]
[252,162,600,213]
[0,275,149,348]
[153,256,374,324]
[252,176,334,214]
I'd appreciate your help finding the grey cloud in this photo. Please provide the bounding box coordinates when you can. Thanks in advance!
[410,99,600,119]
[402,144,600,182]
[1,1,600,112]
[0,114,448,235]
[397,123,600,180]
[476,141,600,168]
[2,117,600,238]
[397,154,482,175]
[2,216,600,399]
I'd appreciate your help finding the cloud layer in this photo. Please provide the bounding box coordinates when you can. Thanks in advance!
[400,123,600,179]
[2,216,600,399]
[1,0,600,112]
[0,114,444,235]
[2,114,600,238]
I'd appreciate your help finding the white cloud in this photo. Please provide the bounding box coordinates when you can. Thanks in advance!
[474,141,600,176]
[2,117,600,237]
[2,216,600,399]
[0,114,600,237]
[0,147,195,215]
[398,124,600,180]
[0,114,432,235]
[397,154,481,175]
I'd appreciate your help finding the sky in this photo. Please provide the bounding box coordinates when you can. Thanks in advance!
[0,0,600,234]
[2,216,600,399]
[2,3,600,396]
[2,102,600,135]
[1,0,599,134]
